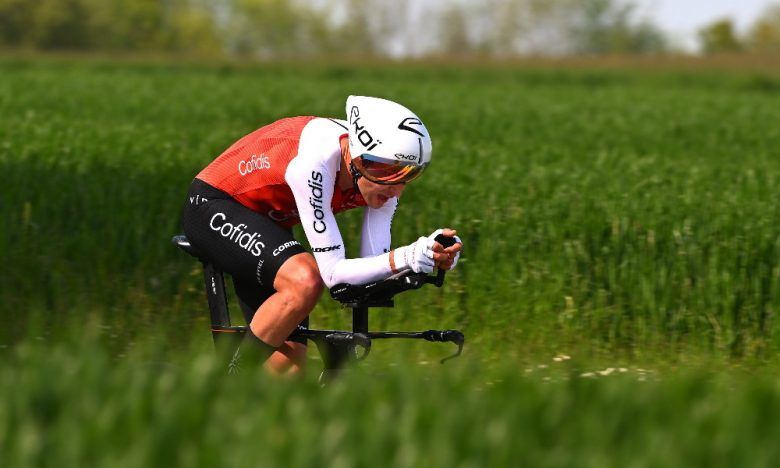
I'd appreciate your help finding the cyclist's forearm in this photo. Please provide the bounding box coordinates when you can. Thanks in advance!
[359,199,396,257]
[321,254,393,288]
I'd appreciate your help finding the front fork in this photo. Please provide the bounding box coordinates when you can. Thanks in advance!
[304,331,372,382]
[212,326,372,380]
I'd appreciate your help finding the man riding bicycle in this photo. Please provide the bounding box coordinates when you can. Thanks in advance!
[181,96,463,375]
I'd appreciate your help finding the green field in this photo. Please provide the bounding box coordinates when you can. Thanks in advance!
[2,57,780,466]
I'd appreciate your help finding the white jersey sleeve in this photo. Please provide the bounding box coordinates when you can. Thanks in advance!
[360,198,396,257]
[285,118,394,288]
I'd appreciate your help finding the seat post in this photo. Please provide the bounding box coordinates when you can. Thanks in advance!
[352,306,369,334]
[202,261,231,338]
[172,234,239,349]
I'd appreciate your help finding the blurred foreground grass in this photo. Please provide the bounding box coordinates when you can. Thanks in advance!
[2,324,780,468]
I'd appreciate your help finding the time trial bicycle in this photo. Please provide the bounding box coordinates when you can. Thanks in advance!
[172,234,465,381]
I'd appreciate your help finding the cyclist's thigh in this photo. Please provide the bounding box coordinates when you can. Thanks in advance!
[181,179,306,290]
[233,280,274,324]
[234,278,309,345]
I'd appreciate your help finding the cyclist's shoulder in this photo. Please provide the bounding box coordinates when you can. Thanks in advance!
[255,115,318,136]
[300,117,348,142]
[252,116,344,147]
[289,118,346,173]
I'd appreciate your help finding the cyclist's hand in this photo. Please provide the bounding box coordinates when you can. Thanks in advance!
[395,236,436,273]
[429,228,463,271]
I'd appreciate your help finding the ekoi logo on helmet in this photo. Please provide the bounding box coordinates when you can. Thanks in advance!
[349,106,382,152]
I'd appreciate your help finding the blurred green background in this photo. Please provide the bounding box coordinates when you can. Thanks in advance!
[1,0,779,57]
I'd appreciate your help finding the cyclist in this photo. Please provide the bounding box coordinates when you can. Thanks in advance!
[181,96,462,375]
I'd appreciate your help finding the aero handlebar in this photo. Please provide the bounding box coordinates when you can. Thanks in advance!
[329,234,458,305]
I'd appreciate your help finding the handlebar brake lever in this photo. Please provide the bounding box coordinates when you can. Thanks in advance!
[440,341,464,364]
[421,330,465,364]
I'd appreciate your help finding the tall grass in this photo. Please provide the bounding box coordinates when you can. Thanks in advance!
[2,325,780,467]
[2,59,780,364]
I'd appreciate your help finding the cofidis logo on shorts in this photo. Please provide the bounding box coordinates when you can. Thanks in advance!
[209,213,266,256]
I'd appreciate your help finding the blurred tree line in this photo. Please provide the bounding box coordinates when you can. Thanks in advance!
[0,0,224,54]
[699,4,780,54]
[0,0,777,57]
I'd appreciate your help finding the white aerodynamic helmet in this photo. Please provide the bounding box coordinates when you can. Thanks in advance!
[346,95,432,185]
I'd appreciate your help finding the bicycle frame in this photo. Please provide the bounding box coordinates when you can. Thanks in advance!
[172,234,464,380]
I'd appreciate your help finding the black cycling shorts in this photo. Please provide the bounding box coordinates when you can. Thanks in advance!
[181,178,309,340]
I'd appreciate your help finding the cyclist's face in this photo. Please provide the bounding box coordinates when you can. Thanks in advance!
[342,139,406,208]
[357,177,406,209]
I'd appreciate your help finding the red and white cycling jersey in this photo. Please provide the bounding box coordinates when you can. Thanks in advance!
[197,116,361,228]
[196,117,397,287]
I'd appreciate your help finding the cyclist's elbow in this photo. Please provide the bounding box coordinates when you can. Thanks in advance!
[319,260,353,289]
[318,266,338,289]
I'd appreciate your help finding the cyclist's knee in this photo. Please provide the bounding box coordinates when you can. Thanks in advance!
[265,341,308,375]
[297,268,324,304]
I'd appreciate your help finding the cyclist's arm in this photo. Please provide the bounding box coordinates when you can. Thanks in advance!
[286,120,393,288]
[360,197,396,257]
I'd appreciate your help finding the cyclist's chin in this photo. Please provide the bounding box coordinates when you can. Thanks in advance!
[371,194,392,208]
[367,194,389,209]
